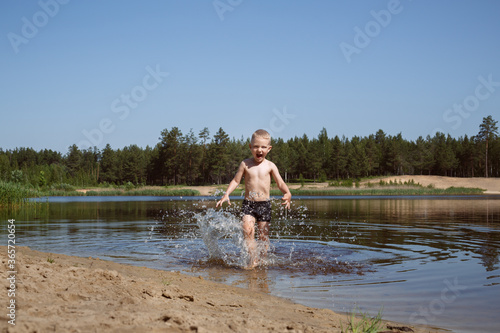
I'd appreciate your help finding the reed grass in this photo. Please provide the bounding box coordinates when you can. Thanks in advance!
[85,189,201,196]
[42,190,85,197]
[0,181,39,206]
[340,307,384,333]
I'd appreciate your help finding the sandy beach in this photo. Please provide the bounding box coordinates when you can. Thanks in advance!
[1,246,448,333]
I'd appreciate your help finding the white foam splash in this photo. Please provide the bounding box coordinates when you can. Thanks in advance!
[148,200,312,268]
[194,208,248,266]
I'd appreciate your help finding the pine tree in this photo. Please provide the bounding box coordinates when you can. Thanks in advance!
[159,127,184,185]
[198,127,211,184]
[209,128,229,184]
[477,115,499,177]
[100,144,118,183]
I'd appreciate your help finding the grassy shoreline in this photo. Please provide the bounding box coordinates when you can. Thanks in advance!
[52,188,201,197]
[38,185,489,197]
[0,180,489,208]
[0,182,203,207]
[285,186,485,196]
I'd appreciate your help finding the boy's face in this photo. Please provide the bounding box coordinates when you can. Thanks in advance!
[249,136,272,163]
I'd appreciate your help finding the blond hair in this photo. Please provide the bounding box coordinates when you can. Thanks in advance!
[251,129,271,143]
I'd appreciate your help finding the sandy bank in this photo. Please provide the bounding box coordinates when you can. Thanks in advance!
[74,176,500,196]
[1,247,446,333]
[298,175,500,194]
[96,176,500,195]
[368,175,500,194]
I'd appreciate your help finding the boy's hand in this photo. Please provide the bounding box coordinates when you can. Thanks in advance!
[216,194,231,208]
[281,192,291,209]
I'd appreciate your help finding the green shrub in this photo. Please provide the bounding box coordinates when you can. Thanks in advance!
[299,174,305,186]
[51,183,76,192]
[329,179,354,187]
[10,170,24,183]
[38,171,47,188]
[318,171,327,183]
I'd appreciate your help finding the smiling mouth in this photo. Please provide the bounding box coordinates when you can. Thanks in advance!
[256,153,263,158]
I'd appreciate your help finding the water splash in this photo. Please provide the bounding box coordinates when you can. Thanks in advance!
[145,209,161,243]
[213,189,225,197]
[194,208,245,266]
[191,202,326,269]
[148,200,368,274]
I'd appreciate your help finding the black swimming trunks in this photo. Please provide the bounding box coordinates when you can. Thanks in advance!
[241,199,272,222]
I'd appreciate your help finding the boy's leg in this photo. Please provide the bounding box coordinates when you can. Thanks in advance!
[257,221,270,258]
[242,214,257,267]
[257,221,269,242]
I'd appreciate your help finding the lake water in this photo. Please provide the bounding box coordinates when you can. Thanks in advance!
[4,195,500,332]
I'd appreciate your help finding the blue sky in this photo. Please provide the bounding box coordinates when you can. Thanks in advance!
[1,0,499,153]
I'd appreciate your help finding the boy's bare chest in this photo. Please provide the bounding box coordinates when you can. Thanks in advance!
[245,165,271,180]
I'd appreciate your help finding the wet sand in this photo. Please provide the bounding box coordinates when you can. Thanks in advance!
[1,246,447,333]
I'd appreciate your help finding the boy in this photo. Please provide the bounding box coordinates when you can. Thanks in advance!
[216,129,292,269]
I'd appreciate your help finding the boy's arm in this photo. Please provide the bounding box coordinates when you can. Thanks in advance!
[216,161,245,207]
[270,163,291,209]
